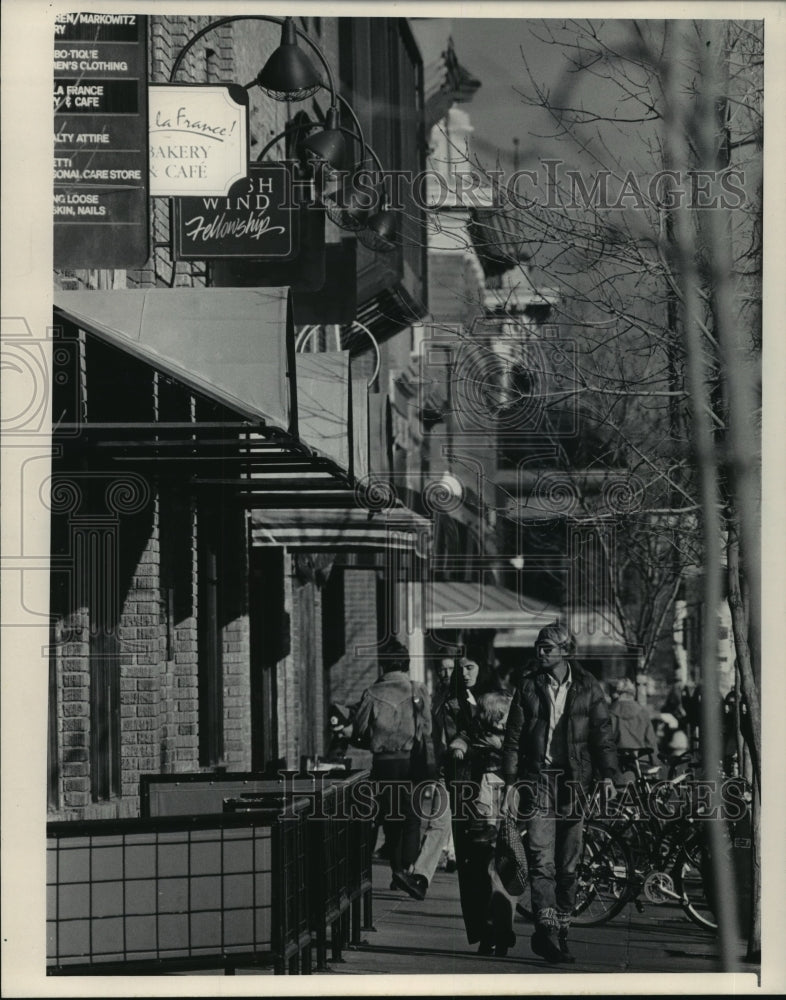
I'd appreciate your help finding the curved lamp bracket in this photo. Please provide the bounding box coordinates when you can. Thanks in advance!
[168,15,337,103]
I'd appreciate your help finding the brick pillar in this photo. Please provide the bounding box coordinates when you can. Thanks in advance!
[172,499,199,770]
[277,562,297,766]
[118,500,163,816]
[326,568,379,708]
[222,511,251,770]
[58,609,90,814]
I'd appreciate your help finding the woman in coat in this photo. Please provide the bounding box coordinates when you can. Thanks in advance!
[444,658,513,955]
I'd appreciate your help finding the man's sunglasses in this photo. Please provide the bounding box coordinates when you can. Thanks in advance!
[536,643,562,653]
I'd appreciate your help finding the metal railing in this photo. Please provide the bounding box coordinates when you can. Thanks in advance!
[138,768,374,971]
[46,803,312,975]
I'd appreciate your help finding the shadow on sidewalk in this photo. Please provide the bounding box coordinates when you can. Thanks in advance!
[348,940,557,971]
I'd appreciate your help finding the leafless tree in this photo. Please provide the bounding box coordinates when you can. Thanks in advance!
[405,17,762,963]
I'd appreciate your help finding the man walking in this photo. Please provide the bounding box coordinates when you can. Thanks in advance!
[352,638,432,890]
[502,623,620,964]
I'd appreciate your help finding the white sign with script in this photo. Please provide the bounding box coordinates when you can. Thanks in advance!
[148,85,248,196]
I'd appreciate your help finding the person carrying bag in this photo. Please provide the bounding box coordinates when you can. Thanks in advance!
[410,684,437,782]
[495,808,529,897]
[351,639,432,889]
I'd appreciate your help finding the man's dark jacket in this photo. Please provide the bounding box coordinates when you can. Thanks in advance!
[502,662,619,788]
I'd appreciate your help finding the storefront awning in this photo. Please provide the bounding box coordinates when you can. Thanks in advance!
[52,289,363,503]
[495,607,628,653]
[251,507,431,552]
[425,580,560,631]
[296,351,350,472]
[566,608,628,654]
[53,288,292,428]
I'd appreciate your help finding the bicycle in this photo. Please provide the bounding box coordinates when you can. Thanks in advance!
[607,749,714,927]
[614,748,754,932]
[584,748,749,931]
[513,750,748,930]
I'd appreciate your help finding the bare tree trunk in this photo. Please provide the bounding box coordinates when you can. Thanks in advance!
[664,19,741,971]
[700,21,761,965]
[726,528,761,960]
[726,529,761,789]
[640,569,683,674]
[747,779,762,963]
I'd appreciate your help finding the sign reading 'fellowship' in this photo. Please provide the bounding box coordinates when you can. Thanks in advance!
[173,164,299,260]
[148,85,249,197]
[53,12,149,268]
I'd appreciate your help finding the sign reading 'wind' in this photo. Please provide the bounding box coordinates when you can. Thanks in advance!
[173,164,298,260]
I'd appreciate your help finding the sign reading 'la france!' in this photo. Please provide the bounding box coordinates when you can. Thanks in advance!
[148,85,248,196]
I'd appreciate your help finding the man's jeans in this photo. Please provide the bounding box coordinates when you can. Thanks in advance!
[526,773,584,930]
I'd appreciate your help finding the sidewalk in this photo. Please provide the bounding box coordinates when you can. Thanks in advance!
[329,858,757,979]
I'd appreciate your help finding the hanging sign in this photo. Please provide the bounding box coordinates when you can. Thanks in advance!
[53,13,149,267]
[173,163,299,260]
[148,85,248,197]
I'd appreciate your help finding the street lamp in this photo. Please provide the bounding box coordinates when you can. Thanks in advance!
[357,202,398,253]
[258,125,399,252]
[298,106,346,174]
[169,16,398,250]
[168,15,346,167]
[255,88,368,190]
[254,17,322,101]
[323,142,388,233]
[256,120,356,185]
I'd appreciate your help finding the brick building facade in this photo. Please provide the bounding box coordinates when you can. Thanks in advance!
[48,14,429,821]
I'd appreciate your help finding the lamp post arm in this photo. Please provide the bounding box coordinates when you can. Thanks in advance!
[256,123,314,164]
[168,14,337,102]
[350,321,382,389]
[360,142,385,175]
[328,90,366,168]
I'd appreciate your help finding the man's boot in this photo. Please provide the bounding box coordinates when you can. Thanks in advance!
[557,926,576,963]
[530,925,567,964]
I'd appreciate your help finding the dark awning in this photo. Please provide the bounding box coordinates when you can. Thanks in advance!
[53,288,292,427]
[52,289,362,505]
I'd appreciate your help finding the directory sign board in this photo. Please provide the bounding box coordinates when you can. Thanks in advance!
[53,13,149,267]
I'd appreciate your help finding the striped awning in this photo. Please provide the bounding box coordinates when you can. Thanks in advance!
[495,607,628,653]
[567,608,628,653]
[424,580,559,632]
[250,507,431,552]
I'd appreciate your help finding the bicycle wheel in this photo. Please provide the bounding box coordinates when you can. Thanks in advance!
[572,821,633,926]
[673,841,718,932]
[514,821,633,927]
